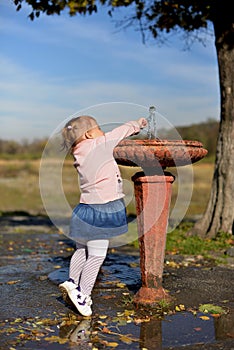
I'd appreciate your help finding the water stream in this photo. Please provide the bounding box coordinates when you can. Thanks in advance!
[147,105,157,139]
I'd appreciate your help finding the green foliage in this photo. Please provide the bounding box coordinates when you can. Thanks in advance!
[157,299,172,312]
[14,0,98,19]
[166,222,232,255]
[121,292,134,307]
[159,119,219,156]
[16,0,234,54]
[199,303,226,315]
[127,220,232,255]
[0,138,47,159]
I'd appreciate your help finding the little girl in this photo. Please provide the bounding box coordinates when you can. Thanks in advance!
[59,115,147,316]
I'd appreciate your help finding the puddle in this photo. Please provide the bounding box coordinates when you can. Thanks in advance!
[55,311,233,349]
[48,251,141,290]
[48,252,234,349]
[162,312,215,347]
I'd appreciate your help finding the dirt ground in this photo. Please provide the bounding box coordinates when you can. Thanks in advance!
[0,215,234,350]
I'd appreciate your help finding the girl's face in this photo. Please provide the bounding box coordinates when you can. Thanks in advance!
[87,126,104,139]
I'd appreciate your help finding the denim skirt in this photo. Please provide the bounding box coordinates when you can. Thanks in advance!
[69,198,128,242]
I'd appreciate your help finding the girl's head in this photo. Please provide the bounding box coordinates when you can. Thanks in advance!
[62,115,102,150]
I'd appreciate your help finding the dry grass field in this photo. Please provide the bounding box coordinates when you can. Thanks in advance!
[0,159,213,220]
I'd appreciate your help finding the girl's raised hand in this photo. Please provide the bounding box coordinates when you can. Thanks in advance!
[137,118,148,129]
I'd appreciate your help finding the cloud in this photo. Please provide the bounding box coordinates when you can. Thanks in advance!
[0,57,219,141]
[0,2,220,141]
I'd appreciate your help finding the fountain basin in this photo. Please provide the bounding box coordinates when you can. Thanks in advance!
[114,139,208,169]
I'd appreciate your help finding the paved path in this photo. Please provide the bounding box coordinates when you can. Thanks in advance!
[0,216,234,349]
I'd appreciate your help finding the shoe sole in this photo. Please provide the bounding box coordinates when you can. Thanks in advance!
[59,285,74,306]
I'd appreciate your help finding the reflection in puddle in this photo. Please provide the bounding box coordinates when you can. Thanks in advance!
[59,318,92,349]
[59,311,233,349]
[143,311,234,349]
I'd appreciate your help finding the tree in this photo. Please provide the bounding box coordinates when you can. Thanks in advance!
[13,0,234,238]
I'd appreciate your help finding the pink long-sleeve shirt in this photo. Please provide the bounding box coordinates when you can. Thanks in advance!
[72,121,140,204]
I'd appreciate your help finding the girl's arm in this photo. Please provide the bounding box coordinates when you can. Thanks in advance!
[104,119,147,147]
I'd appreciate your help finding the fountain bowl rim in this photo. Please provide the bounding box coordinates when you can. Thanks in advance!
[116,139,205,147]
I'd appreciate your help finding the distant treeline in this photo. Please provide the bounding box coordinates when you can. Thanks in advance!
[0,119,219,159]
[160,118,219,157]
[0,139,48,159]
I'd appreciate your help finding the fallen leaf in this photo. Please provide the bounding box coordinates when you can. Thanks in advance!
[124,310,135,316]
[7,280,21,285]
[117,312,124,317]
[129,262,138,268]
[38,275,48,281]
[102,326,111,333]
[99,315,108,319]
[119,335,133,344]
[44,335,68,344]
[66,248,74,251]
[102,295,116,299]
[19,333,32,340]
[199,316,210,321]
[165,261,180,268]
[175,304,185,311]
[103,341,119,347]
[179,304,185,310]
[134,317,150,324]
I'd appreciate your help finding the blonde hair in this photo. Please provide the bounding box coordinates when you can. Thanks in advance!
[61,115,98,151]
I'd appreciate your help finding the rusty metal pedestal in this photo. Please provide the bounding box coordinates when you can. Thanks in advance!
[132,171,175,306]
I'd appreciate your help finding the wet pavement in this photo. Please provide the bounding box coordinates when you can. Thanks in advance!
[0,215,234,349]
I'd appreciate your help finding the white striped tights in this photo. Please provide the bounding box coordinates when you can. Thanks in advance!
[69,239,109,296]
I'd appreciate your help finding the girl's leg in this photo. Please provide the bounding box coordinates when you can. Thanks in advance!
[69,242,87,285]
[79,239,109,296]
[59,242,87,304]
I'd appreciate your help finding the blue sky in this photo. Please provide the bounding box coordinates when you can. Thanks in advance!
[1,1,220,141]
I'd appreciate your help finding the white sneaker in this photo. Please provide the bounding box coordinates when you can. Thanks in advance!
[59,279,77,305]
[69,288,92,317]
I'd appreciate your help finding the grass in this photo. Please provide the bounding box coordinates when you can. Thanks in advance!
[0,160,44,214]
[168,162,214,219]
[0,158,232,260]
[198,304,226,315]
[165,222,233,256]
[0,158,213,219]
[129,221,233,257]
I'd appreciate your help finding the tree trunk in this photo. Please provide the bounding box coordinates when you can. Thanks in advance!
[189,5,234,238]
